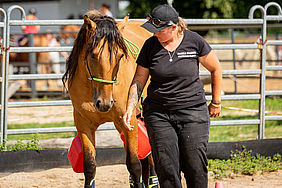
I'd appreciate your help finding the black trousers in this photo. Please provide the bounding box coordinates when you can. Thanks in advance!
[143,102,210,188]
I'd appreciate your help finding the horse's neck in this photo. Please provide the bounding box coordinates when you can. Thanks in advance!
[120,21,152,48]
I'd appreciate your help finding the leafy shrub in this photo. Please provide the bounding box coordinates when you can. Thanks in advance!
[0,134,43,151]
[208,145,282,179]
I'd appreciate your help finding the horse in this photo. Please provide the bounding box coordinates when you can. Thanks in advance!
[60,24,80,44]
[62,10,157,188]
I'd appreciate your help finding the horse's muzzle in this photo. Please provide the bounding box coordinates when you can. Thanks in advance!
[94,98,114,112]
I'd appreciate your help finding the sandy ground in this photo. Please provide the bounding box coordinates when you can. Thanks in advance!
[0,165,281,188]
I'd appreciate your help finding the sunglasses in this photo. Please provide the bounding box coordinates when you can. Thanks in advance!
[147,14,174,27]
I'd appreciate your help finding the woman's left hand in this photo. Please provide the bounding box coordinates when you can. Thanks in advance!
[208,103,221,118]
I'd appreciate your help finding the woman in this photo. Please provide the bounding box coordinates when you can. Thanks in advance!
[123,4,222,188]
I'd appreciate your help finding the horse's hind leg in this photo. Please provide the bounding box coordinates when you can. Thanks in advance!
[140,158,149,188]
[148,154,158,188]
[140,154,158,188]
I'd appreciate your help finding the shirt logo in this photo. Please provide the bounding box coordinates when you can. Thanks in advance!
[177,51,197,58]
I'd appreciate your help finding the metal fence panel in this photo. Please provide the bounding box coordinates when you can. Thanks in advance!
[0,2,281,143]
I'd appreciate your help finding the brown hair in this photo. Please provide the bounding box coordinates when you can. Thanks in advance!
[177,17,187,34]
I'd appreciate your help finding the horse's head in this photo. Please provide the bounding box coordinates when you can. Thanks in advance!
[83,15,128,112]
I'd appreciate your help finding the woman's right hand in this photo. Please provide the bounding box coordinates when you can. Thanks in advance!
[123,110,134,131]
[123,65,149,131]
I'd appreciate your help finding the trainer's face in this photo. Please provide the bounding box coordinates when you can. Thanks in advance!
[154,25,177,44]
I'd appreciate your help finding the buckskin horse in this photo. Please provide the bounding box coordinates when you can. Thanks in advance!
[62,10,157,188]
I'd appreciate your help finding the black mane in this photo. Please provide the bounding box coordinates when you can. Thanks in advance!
[62,13,128,87]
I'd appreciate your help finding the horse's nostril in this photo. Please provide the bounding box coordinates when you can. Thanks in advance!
[96,100,101,109]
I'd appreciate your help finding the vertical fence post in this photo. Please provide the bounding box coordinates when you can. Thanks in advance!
[231,28,237,93]
[0,8,6,145]
[28,33,37,98]
[259,11,267,140]
[3,6,26,143]
[248,4,266,139]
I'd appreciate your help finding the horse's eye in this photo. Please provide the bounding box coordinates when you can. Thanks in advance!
[91,53,97,59]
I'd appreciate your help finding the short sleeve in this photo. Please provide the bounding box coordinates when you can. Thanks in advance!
[194,32,212,57]
[136,38,151,68]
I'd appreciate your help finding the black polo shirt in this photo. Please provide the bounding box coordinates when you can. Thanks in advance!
[137,29,212,110]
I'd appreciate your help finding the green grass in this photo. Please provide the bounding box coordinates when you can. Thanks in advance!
[208,97,282,142]
[7,121,76,140]
[209,121,282,142]
[221,97,282,113]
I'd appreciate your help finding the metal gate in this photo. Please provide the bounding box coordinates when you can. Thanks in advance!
[1,3,282,144]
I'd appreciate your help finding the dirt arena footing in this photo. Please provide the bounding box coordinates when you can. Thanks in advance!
[0,139,281,173]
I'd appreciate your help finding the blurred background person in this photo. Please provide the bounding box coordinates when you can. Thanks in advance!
[18,8,40,46]
[22,8,40,34]
[100,3,113,17]
[45,30,68,88]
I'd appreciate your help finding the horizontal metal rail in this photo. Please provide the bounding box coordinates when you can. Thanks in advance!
[265,115,282,121]
[11,116,282,135]
[7,122,115,135]
[9,74,64,80]
[183,19,264,25]
[266,15,282,20]
[7,94,263,108]
[9,46,73,53]
[9,19,83,26]
[8,43,260,53]
[266,66,282,71]
[200,69,260,76]
[210,44,259,49]
[8,69,262,81]
[8,19,264,26]
[8,100,72,108]
[266,40,282,45]
[265,90,282,96]
[7,115,282,135]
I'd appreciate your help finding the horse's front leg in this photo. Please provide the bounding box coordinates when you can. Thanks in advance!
[74,110,97,188]
[80,130,96,188]
[122,117,144,188]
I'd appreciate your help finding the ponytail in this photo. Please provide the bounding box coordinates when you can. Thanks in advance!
[177,17,187,34]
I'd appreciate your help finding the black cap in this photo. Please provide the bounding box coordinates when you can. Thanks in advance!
[141,4,179,33]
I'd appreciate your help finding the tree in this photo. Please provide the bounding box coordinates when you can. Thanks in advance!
[126,0,167,18]
[126,0,280,19]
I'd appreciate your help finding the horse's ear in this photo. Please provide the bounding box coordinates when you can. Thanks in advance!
[117,14,129,30]
[84,15,97,32]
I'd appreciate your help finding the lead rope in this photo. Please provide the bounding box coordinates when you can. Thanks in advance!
[124,38,151,188]
[123,37,140,57]
[140,94,144,117]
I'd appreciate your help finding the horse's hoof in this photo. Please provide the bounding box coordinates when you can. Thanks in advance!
[129,176,145,188]
[149,176,158,188]
[130,182,145,188]
[90,179,95,188]
[84,179,95,188]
